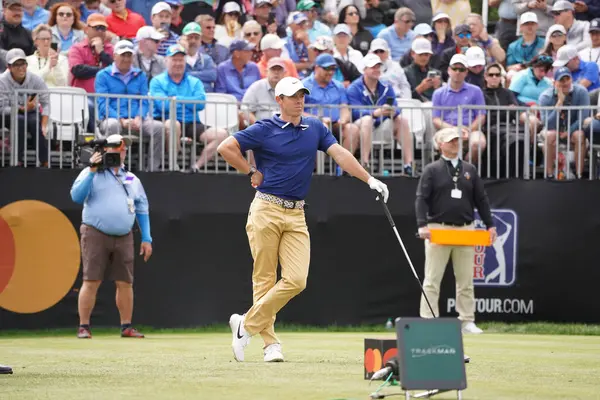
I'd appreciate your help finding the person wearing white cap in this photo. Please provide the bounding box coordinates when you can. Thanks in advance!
[506,12,545,72]
[542,24,568,60]
[214,1,242,48]
[512,0,554,38]
[551,0,592,51]
[131,26,166,82]
[70,133,153,340]
[369,38,411,100]
[94,40,164,172]
[332,23,364,73]
[432,53,487,165]
[150,1,180,56]
[0,48,50,167]
[465,13,506,64]
[376,8,417,61]
[218,75,389,363]
[465,46,486,87]
[552,44,600,91]
[431,12,455,57]
[307,36,362,87]
[580,18,600,70]
[404,37,442,103]
[347,53,414,174]
[257,33,298,79]
[431,0,471,30]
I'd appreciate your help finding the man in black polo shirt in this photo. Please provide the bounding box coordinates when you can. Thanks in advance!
[0,0,34,56]
[415,127,496,335]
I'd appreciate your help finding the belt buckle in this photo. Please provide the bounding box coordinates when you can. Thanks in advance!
[284,200,296,209]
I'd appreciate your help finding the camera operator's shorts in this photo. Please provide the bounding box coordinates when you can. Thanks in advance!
[80,224,134,283]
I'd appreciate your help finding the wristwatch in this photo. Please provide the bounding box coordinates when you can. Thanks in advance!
[248,166,257,177]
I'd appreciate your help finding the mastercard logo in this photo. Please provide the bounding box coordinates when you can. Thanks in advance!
[0,200,80,314]
[364,347,398,373]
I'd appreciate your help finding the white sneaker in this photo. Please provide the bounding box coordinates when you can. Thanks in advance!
[264,343,284,362]
[229,314,251,362]
[462,322,483,334]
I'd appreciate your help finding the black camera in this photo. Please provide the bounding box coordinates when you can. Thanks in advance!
[78,138,122,169]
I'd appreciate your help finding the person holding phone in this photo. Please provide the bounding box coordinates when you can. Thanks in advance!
[26,24,69,87]
[150,2,180,56]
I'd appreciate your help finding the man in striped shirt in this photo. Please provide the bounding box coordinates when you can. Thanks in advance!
[150,1,180,56]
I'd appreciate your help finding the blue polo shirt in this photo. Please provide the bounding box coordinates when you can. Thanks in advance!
[506,36,545,66]
[571,59,600,92]
[432,82,486,126]
[302,74,348,122]
[215,59,261,102]
[376,26,415,61]
[234,115,338,200]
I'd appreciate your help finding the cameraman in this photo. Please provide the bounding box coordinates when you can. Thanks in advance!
[70,134,153,339]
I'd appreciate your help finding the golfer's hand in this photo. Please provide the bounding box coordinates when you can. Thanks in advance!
[140,242,152,262]
[368,176,389,202]
[488,227,497,243]
[418,226,430,240]
[251,170,264,188]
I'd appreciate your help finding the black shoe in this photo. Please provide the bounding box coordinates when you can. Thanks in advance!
[0,364,13,374]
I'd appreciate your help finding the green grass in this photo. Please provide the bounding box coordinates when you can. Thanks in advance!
[1,328,600,399]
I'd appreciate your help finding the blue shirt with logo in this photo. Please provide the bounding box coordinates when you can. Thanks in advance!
[234,115,337,200]
[571,59,600,92]
[302,74,348,122]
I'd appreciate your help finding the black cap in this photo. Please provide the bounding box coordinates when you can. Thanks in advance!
[590,18,600,32]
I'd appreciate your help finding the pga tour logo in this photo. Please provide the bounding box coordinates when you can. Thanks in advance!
[472,209,517,287]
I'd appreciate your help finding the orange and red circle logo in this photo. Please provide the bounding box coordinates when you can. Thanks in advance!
[0,200,80,314]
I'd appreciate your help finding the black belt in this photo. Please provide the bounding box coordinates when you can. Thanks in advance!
[436,221,473,227]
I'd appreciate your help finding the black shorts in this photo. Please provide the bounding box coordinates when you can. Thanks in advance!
[153,118,209,141]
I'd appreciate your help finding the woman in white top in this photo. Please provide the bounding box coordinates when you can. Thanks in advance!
[214,2,243,48]
[332,24,364,73]
[26,24,68,88]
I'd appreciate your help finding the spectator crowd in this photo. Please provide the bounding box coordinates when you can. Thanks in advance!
[2,0,600,179]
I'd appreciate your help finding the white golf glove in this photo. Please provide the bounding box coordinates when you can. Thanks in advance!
[368,177,389,203]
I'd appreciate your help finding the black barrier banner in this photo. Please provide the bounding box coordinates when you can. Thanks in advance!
[0,169,599,329]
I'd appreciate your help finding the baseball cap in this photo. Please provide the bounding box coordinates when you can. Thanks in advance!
[222,1,241,13]
[454,24,470,35]
[520,12,538,25]
[431,12,450,23]
[449,53,468,67]
[414,23,433,36]
[87,13,108,27]
[274,77,310,97]
[553,44,578,67]
[548,24,567,35]
[164,0,181,5]
[255,0,272,7]
[363,53,383,68]
[114,40,135,55]
[267,57,286,70]
[554,66,572,81]
[590,18,600,32]
[288,11,308,25]
[297,0,317,11]
[151,1,172,15]
[411,37,432,54]
[310,36,334,51]
[136,26,164,41]
[106,134,132,147]
[370,38,389,52]
[165,44,186,57]
[465,46,485,67]
[436,128,460,143]
[4,0,22,7]
[182,22,202,36]
[6,48,26,65]
[333,24,352,36]
[230,39,255,52]
[552,0,574,12]
[315,53,337,68]
[261,33,285,50]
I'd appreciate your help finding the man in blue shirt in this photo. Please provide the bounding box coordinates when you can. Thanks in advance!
[302,53,359,157]
[376,8,416,61]
[70,134,153,339]
[217,77,389,363]
[553,44,600,92]
[506,12,545,73]
[215,39,261,102]
[150,44,228,172]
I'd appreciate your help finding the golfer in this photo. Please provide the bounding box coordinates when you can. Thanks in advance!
[415,127,495,334]
[218,77,389,362]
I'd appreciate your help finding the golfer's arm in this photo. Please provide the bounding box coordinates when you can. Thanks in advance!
[217,136,253,174]
[326,143,370,183]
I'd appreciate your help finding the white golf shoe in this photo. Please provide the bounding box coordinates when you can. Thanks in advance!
[264,343,284,362]
[229,313,251,362]
[462,322,483,334]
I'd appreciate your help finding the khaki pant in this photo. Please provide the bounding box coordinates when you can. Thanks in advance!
[243,198,310,347]
[420,223,475,322]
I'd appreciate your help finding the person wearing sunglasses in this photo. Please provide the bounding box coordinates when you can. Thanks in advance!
[338,5,374,56]
[465,13,506,64]
[179,22,217,91]
[506,12,545,73]
[376,8,417,62]
[551,1,592,52]
[432,53,487,165]
[0,0,35,56]
[399,23,435,68]
[214,1,243,48]
[296,0,332,43]
[196,14,230,65]
[104,0,146,40]
[542,24,568,61]
[431,0,471,31]
[132,26,166,82]
[437,24,472,80]
[48,2,85,54]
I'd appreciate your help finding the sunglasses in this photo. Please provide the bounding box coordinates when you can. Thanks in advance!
[244,31,261,37]
[58,11,73,17]
[347,11,358,16]
[551,32,565,37]
[552,10,565,16]
[93,25,107,32]
[401,19,415,24]
[322,66,337,71]
[451,66,467,72]
[487,73,501,77]
[226,12,240,16]
[373,49,386,54]
[457,33,471,39]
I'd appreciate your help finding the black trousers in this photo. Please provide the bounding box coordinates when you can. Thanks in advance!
[4,113,48,164]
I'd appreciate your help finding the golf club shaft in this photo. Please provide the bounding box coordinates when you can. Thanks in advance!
[378,196,437,318]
